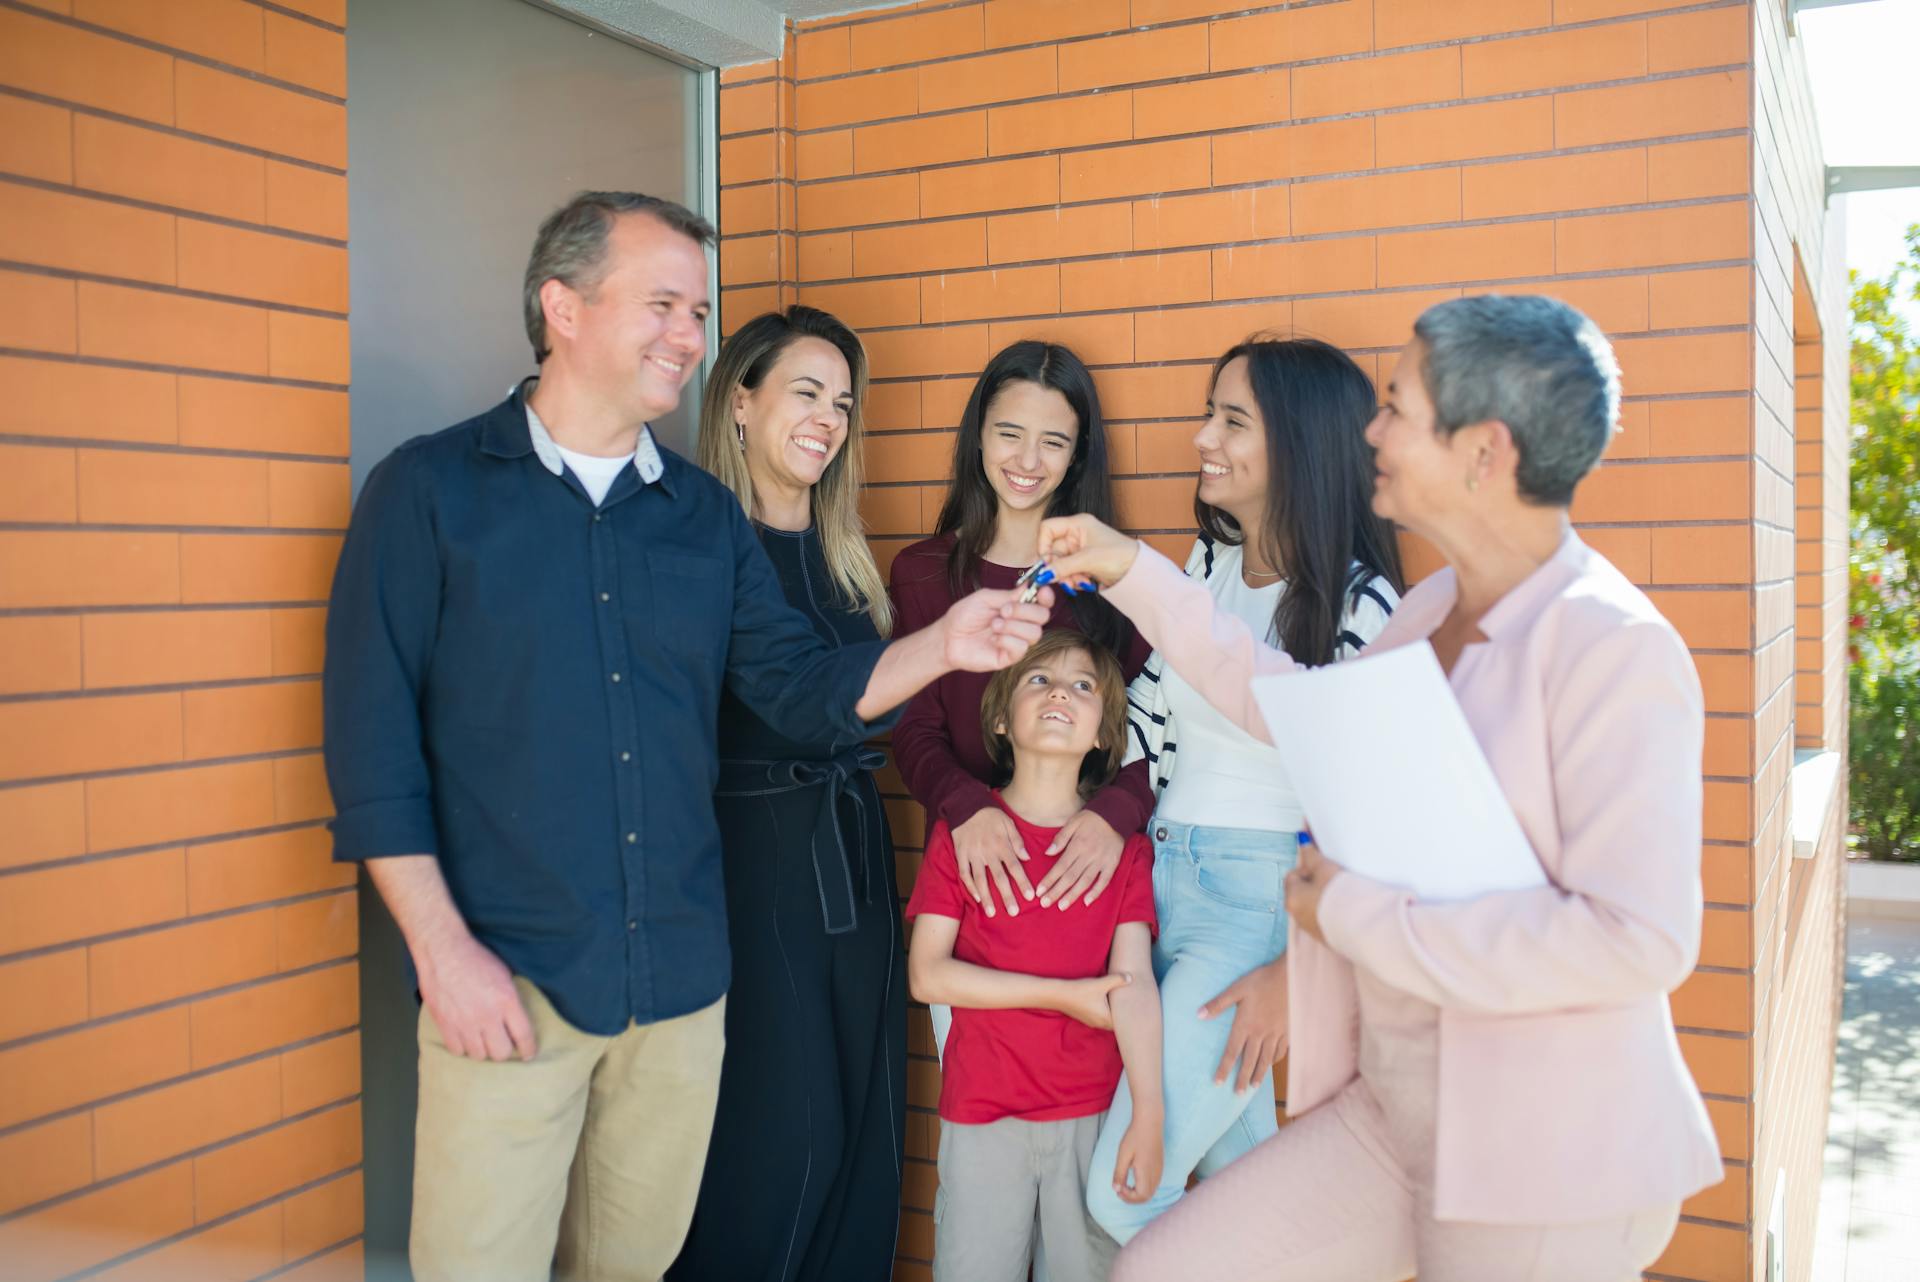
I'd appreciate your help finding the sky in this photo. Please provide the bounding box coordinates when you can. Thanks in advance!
[1798,0,1920,325]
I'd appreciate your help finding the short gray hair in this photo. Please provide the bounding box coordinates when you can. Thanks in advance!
[1412,295,1620,507]
[523,191,715,363]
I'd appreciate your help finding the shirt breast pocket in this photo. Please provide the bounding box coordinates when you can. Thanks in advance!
[646,548,730,657]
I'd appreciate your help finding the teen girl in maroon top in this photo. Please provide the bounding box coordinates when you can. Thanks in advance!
[888,341,1153,938]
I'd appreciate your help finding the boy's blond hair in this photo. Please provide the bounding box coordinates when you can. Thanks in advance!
[980,630,1128,800]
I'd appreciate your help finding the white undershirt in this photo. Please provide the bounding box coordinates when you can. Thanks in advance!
[1155,570,1302,832]
[555,443,634,506]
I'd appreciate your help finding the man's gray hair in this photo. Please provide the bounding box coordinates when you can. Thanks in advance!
[523,191,715,363]
[1412,295,1621,507]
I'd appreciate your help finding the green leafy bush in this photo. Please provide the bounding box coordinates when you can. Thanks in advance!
[1850,228,1920,861]
[1850,666,1918,860]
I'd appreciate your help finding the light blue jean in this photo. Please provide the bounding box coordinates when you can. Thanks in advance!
[1085,819,1297,1245]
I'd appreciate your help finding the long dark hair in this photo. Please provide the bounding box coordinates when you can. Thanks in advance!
[932,340,1131,656]
[1196,337,1405,666]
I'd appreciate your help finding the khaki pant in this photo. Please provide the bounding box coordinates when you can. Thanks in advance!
[934,1112,1119,1282]
[410,978,726,1282]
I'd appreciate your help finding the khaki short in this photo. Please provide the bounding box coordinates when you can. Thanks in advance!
[410,978,725,1282]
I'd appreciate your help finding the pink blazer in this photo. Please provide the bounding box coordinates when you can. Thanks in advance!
[1106,531,1723,1223]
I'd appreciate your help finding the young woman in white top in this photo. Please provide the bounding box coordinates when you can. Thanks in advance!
[1086,337,1404,1242]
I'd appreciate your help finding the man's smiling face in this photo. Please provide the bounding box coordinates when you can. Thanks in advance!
[557,211,710,422]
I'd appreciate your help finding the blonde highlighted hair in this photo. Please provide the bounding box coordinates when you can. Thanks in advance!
[698,306,893,635]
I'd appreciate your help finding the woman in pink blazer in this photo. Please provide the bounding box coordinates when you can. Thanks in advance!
[1037,295,1723,1282]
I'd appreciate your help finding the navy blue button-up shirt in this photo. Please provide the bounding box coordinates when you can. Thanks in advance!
[323,385,890,1035]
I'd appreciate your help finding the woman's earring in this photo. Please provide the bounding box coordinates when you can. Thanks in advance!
[734,421,746,450]
[1466,472,1479,494]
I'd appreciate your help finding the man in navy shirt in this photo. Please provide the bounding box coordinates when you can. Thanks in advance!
[322,192,1050,1282]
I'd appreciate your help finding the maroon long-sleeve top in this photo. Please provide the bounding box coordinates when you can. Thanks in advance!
[886,531,1156,839]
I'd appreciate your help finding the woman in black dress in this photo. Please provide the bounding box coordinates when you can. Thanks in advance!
[668,306,903,1282]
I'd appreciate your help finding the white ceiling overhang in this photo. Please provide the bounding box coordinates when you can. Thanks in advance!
[538,0,904,67]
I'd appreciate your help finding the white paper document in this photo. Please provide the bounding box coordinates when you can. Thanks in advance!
[1251,642,1546,901]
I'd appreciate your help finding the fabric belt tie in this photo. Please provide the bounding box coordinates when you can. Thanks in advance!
[715,746,887,935]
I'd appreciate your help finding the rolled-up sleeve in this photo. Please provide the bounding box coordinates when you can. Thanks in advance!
[322,450,443,862]
[720,501,894,746]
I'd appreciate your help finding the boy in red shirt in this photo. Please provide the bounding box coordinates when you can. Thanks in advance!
[907,630,1162,1282]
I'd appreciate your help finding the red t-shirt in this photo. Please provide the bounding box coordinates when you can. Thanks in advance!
[905,794,1157,1125]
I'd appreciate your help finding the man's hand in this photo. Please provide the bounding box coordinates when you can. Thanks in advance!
[418,931,538,1062]
[364,855,539,1064]
[1036,513,1141,590]
[1060,972,1130,1030]
[938,587,1053,672]
[951,806,1033,917]
[1037,809,1124,909]
[1198,954,1288,1093]
[1112,1113,1166,1205]
[1284,838,1343,945]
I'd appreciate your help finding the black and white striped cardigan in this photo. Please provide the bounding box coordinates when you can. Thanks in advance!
[1122,534,1400,797]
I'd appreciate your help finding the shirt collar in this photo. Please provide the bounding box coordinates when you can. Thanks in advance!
[1394,527,1586,645]
[513,378,667,488]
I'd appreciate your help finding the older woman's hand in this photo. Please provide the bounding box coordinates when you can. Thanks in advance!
[1036,514,1140,590]
[1284,838,1344,945]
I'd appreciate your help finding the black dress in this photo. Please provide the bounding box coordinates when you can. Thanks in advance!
[669,524,907,1282]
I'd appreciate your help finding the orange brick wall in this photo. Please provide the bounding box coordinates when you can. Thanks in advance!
[0,3,362,1281]
[1746,2,1850,1280]
[1792,273,1847,749]
[715,3,1847,1280]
